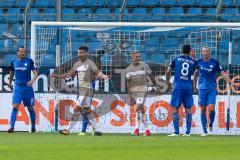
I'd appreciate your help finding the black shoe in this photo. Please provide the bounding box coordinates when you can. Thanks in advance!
[92,131,102,136]
[30,128,36,133]
[8,128,14,133]
[59,129,70,135]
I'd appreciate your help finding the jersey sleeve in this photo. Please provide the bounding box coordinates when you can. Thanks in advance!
[169,58,176,69]
[145,63,152,75]
[90,60,99,72]
[125,67,131,80]
[10,60,14,71]
[30,59,37,71]
[215,60,223,73]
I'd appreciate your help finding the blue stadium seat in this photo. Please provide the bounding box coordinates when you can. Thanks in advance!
[143,0,159,6]
[232,55,240,65]
[169,7,184,14]
[127,0,142,6]
[72,0,88,6]
[18,0,28,8]
[150,54,165,63]
[178,0,195,5]
[7,8,22,21]
[40,54,55,67]
[62,8,74,21]
[97,0,105,6]
[28,9,39,21]
[62,0,69,6]
[0,0,15,7]
[206,8,216,14]
[152,8,165,21]
[160,0,178,5]
[105,0,123,7]
[188,8,202,14]
[222,0,232,5]
[197,0,216,5]
[92,8,113,21]
[79,8,91,14]
[126,8,147,21]
[34,0,53,7]
[223,8,239,21]
[235,0,240,5]
[3,54,16,66]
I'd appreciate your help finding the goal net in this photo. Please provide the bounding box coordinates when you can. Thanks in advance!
[31,22,240,135]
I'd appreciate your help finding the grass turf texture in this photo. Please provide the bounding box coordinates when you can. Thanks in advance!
[0,133,240,160]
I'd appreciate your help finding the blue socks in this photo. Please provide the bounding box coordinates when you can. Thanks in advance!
[28,108,36,130]
[81,113,89,132]
[209,111,215,128]
[10,108,18,129]
[186,113,192,134]
[201,113,207,133]
[173,112,179,134]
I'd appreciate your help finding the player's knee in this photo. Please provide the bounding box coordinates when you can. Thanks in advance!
[200,106,206,113]
[208,105,215,112]
[13,104,19,110]
[136,104,144,112]
[27,106,34,111]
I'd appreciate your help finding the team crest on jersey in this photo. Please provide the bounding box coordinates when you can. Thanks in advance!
[24,63,28,66]
[210,65,213,68]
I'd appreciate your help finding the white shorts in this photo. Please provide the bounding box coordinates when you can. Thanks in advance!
[132,92,147,106]
[76,88,93,107]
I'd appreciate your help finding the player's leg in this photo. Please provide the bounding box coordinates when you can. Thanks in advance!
[79,112,88,136]
[9,87,23,133]
[59,106,82,135]
[168,89,182,136]
[198,89,208,136]
[207,89,217,131]
[183,89,194,136]
[23,87,36,133]
[139,94,150,136]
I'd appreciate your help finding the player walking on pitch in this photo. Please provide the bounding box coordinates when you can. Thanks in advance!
[8,46,38,133]
[52,45,108,136]
[165,44,196,136]
[193,46,237,136]
[126,50,160,136]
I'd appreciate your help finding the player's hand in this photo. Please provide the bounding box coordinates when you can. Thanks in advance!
[8,84,13,90]
[27,80,34,87]
[51,73,59,78]
[129,96,136,106]
[194,87,198,94]
[103,75,110,81]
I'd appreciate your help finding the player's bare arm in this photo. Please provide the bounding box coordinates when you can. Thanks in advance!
[9,70,14,90]
[165,66,172,86]
[27,70,38,87]
[127,79,135,105]
[51,68,76,79]
[94,69,109,80]
[193,70,198,94]
[220,70,237,87]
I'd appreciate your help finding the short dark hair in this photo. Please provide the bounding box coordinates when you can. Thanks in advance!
[182,44,191,54]
[132,50,140,54]
[78,45,88,52]
[18,45,25,51]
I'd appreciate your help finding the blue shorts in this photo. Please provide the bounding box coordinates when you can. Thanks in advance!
[198,89,216,107]
[170,89,194,108]
[12,85,35,107]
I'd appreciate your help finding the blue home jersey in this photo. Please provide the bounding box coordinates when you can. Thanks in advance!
[169,55,196,89]
[196,58,223,90]
[10,57,37,86]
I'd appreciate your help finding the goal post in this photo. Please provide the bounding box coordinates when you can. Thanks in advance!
[30,22,240,134]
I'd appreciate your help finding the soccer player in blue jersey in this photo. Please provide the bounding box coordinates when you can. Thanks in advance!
[165,44,196,136]
[8,46,38,133]
[193,46,236,136]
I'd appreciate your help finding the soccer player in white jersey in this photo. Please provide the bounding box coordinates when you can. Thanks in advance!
[52,45,108,136]
[126,50,159,136]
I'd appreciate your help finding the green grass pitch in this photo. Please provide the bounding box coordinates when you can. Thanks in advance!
[0,132,240,160]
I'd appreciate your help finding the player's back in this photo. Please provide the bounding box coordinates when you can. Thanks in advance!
[170,54,195,89]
